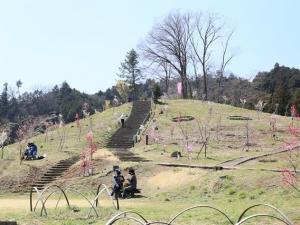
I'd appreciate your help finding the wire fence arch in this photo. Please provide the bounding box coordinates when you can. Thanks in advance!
[29,183,119,218]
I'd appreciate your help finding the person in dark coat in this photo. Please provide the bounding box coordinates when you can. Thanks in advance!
[122,168,137,198]
[111,169,125,198]
[23,143,31,160]
[23,143,38,159]
[30,143,38,159]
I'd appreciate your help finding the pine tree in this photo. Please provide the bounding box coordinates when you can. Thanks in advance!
[118,49,143,100]
[0,83,9,119]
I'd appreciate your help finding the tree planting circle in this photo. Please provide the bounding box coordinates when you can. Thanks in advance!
[172,116,195,122]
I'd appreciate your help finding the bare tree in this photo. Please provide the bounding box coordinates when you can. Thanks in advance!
[142,12,191,98]
[217,30,234,88]
[188,13,223,100]
[190,54,201,98]
[145,60,173,95]
[160,60,173,95]
[195,117,211,158]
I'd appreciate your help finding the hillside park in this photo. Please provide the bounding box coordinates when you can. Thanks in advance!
[0,99,299,225]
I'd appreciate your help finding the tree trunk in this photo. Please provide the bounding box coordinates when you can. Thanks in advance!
[203,73,208,100]
[187,79,193,98]
[181,75,189,99]
[165,78,169,95]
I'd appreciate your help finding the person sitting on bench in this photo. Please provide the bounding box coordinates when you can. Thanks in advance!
[122,168,137,198]
[111,169,125,198]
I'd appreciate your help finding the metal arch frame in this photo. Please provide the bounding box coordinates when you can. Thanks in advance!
[105,204,294,225]
[55,184,96,209]
[167,205,234,225]
[30,185,70,216]
[95,183,119,210]
[30,183,119,218]
[105,211,148,225]
[51,184,116,218]
[237,203,294,225]
[30,186,41,212]
[107,216,145,225]
[40,188,65,216]
[87,183,119,218]
[54,187,100,218]
[236,214,292,225]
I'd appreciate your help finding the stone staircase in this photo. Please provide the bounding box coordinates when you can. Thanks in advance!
[31,156,79,190]
[106,100,151,149]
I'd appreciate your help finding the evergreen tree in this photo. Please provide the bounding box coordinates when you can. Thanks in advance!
[118,49,143,100]
[0,83,9,119]
[152,84,162,103]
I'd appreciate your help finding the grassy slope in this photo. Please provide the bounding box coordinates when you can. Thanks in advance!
[0,99,299,225]
[0,103,132,193]
[134,99,294,165]
[128,99,300,224]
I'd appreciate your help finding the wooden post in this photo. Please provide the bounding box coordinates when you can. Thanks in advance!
[146,135,149,145]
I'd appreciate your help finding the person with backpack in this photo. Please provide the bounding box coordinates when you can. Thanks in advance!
[23,143,38,160]
[111,169,125,198]
[30,143,38,159]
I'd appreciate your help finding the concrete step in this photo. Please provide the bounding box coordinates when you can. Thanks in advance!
[27,156,79,192]
[106,101,150,160]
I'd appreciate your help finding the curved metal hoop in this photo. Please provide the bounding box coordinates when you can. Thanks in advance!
[30,186,40,212]
[96,184,118,209]
[54,184,96,208]
[95,183,119,210]
[107,216,145,225]
[56,187,100,218]
[236,214,293,225]
[105,211,148,225]
[105,204,294,225]
[167,205,234,225]
[30,183,118,218]
[237,203,293,225]
[54,184,118,218]
[85,183,120,218]
[30,185,70,216]
[40,188,64,216]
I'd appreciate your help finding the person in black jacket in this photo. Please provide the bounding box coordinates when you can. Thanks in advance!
[122,168,137,198]
[111,169,124,198]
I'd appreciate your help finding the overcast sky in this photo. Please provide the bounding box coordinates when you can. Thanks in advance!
[0,0,299,94]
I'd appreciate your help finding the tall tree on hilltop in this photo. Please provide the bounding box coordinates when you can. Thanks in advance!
[188,12,225,100]
[142,12,190,98]
[118,49,143,100]
[145,60,173,95]
[16,80,22,98]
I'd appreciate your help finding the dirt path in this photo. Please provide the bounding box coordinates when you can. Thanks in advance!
[217,148,290,167]
[157,147,300,173]
[0,197,156,213]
